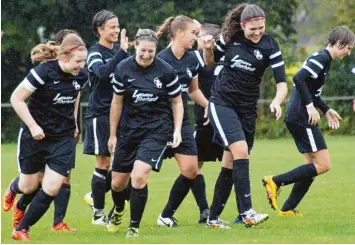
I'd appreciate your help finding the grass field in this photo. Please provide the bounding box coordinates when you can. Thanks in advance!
[1,136,355,243]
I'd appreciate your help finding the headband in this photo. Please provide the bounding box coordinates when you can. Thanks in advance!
[135,33,158,42]
[241,16,265,26]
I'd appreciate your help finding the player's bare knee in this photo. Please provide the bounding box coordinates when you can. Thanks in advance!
[111,179,127,192]
[21,184,39,195]
[181,167,198,179]
[131,175,147,189]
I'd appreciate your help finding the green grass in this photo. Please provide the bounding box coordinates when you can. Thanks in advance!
[2,136,355,243]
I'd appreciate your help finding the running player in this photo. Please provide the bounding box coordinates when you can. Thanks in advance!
[106,29,183,237]
[193,23,224,223]
[83,9,129,225]
[202,3,288,228]
[262,26,354,216]
[3,33,88,241]
[155,15,210,227]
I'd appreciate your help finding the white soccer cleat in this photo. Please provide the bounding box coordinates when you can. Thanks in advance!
[242,209,269,228]
[157,214,178,227]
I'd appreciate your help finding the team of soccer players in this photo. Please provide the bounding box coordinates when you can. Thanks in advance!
[2,3,355,241]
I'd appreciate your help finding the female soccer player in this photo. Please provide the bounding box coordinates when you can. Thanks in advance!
[202,3,288,228]
[83,9,129,225]
[107,29,183,237]
[155,15,211,227]
[263,26,354,216]
[5,29,80,233]
[193,23,224,223]
[3,33,88,241]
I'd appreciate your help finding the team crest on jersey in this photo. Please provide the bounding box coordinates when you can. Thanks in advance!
[254,49,263,60]
[72,80,81,90]
[186,68,192,78]
[154,77,162,89]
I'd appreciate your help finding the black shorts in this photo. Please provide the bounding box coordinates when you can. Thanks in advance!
[17,128,76,177]
[83,115,110,157]
[286,122,327,153]
[194,124,223,162]
[208,102,257,153]
[112,128,171,173]
[164,121,198,158]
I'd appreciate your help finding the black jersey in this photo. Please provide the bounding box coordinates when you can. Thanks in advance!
[211,33,286,109]
[86,43,129,119]
[157,47,201,121]
[22,60,88,138]
[112,56,181,132]
[285,49,332,125]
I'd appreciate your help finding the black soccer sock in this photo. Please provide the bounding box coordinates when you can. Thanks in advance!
[111,187,127,212]
[91,168,107,211]
[53,183,71,225]
[16,187,40,211]
[16,190,54,231]
[273,163,317,187]
[161,174,193,218]
[232,159,252,214]
[281,177,314,211]
[10,177,23,194]
[129,185,148,229]
[209,167,233,220]
[191,174,209,214]
[125,179,132,201]
[105,169,112,193]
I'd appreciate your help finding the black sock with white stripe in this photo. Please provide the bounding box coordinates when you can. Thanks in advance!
[53,183,71,225]
[16,190,54,231]
[209,167,233,220]
[281,177,314,211]
[111,187,127,212]
[129,185,148,229]
[91,168,107,211]
[232,159,252,214]
[191,174,209,214]
[10,177,23,194]
[161,174,193,218]
[273,163,317,187]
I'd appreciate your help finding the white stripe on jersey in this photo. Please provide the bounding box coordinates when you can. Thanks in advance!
[87,52,102,61]
[302,65,318,78]
[194,50,205,67]
[271,61,284,69]
[88,59,103,69]
[306,128,318,152]
[214,65,223,75]
[215,43,225,52]
[166,76,179,87]
[112,77,124,87]
[168,84,181,95]
[22,78,37,92]
[219,34,226,45]
[309,59,324,69]
[93,118,99,155]
[210,102,228,146]
[269,51,281,59]
[17,128,24,173]
[30,69,45,85]
[113,85,125,94]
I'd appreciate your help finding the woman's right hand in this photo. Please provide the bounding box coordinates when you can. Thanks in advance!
[108,135,117,155]
[171,129,182,148]
[120,29,129,52]
[306,104,321,126]
[29,124,45,140]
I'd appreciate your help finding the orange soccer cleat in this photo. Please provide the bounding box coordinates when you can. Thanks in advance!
[12,229,31,241]
[3,179,17,212]
[52,222,77,232]
[12,202,25,228]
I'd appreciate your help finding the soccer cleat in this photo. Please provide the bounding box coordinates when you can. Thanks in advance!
[262,175,280,210]
[233,215,243,224]
[197,209,210,224]
[278,210,303,216]
[12,202,25,228]
[242,209,269,228]
[52,222,77,232]
[11,229,31,241]
[206,218,230,229]
[126,227,139,238]
[3,179,17,212]
[107,203,127,233]
[157,214,178,227]
[92,215,108,225]
[84,192,94,210]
